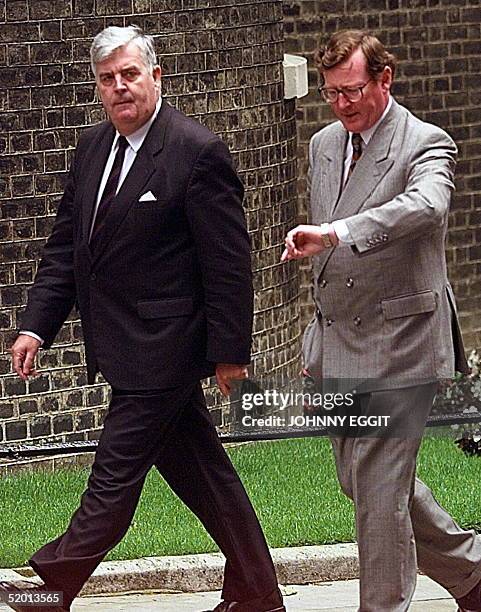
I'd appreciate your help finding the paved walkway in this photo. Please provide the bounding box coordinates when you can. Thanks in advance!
[0,576,456,611]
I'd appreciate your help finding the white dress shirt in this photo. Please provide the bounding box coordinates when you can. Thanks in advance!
[21,97,163,345]
[89,96,163,237]
[332,96,393,245]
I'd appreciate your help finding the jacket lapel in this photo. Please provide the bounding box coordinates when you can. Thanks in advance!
[318,125,346,217]
[88,102,170,265]
[81,124,115,241]
[331,100,400,221]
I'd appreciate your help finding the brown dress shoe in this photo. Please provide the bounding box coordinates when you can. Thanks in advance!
[0,581,69,612]
[204,587,285,612]
[456,578,481,612]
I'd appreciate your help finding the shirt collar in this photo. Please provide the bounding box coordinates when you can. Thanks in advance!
[113,96,163,153]
[350,95,393,146]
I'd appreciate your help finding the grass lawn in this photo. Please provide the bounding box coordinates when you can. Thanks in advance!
[0,436,480,568]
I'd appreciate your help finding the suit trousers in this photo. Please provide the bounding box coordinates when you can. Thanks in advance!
[29,382,278,607]
[330,383,481,612]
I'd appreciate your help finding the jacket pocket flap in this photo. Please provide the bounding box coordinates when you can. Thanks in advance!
[137,297,194,319]
[382,291,437,320]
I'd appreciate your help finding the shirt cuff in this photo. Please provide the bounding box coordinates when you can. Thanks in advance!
[19,331,44,345]
[331,220,354,245]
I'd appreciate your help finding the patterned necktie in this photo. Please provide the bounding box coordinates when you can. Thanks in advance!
[346,132,363,184]
[90,135,128,252]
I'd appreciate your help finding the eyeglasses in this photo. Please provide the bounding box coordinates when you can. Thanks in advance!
[318,79,373,104]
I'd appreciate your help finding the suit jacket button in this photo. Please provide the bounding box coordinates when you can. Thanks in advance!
[353,316,361,326]
[90,273,97,281]
[346,278,354,287]
[315,308,321,319]
[319,279,328,288]
[326,318,334,326]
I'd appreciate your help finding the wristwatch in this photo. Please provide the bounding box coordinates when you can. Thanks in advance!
[320,223,337,248]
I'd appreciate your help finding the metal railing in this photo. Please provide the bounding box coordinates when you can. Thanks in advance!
[1,410,480,460]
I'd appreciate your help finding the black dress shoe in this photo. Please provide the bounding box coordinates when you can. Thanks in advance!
[206,603,285,612]
[0,581,69,612]
[204,587,285,612]
[456,577,481,612]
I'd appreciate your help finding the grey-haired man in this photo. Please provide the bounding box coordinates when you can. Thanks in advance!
[2,26,284,612]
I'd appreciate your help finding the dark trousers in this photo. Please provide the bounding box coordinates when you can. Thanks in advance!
[30,383,278,607]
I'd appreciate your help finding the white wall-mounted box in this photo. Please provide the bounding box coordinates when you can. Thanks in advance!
[283,54,308,99]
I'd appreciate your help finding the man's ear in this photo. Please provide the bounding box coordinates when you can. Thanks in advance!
[381,66,393,92]
[153,65,162,83]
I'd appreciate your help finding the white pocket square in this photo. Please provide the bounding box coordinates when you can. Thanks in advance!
[138,191,157,202]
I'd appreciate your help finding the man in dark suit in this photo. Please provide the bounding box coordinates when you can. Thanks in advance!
[3,25,284,612]
[282,30,481,612]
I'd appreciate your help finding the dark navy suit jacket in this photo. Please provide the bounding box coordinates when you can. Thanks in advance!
[21,101,253,389]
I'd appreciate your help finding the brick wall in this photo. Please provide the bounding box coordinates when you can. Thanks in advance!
[0,0,301,444]
[283,0,481,347]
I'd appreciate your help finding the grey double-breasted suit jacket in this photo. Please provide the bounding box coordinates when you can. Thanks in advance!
[302,99,469,391]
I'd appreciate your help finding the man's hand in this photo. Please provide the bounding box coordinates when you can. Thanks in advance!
[216,363,249,397]
[10,335,41,380]
[281,224,337,261]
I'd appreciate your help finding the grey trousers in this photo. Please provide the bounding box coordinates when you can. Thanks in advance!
[330,383,481,612]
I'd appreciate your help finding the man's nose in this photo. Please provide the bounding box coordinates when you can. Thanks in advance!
[336,92,352,110]
[113,74,127,90]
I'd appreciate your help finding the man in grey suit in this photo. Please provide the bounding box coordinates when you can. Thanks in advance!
[282,30,481,612]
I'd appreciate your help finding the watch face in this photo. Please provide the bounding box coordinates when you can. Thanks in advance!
[321,232,332,248]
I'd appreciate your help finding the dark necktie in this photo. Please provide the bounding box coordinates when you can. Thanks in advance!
[90,135,128,252]
[346,132,363,185]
